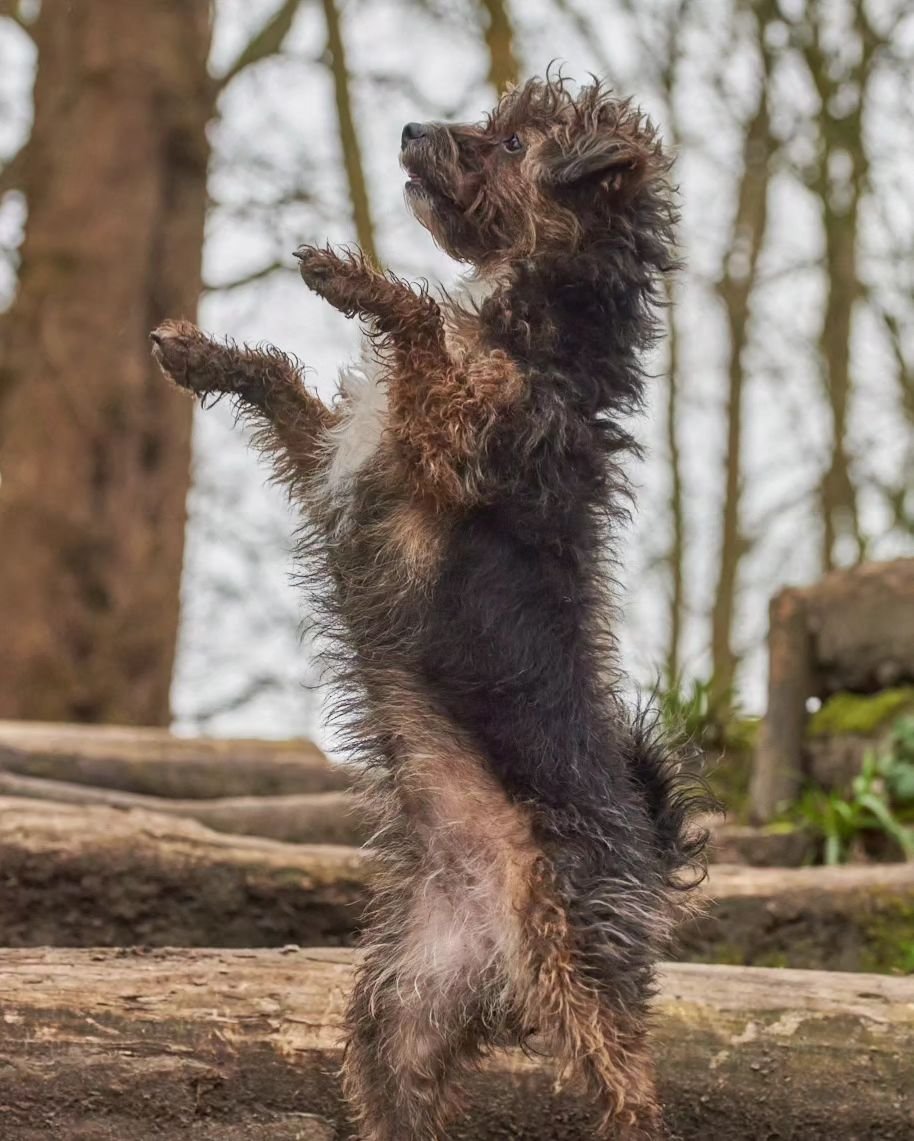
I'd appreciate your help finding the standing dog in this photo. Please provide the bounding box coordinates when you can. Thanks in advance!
[153,76,710,1141]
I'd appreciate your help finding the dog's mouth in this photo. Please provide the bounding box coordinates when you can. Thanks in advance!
[401,154,433,196]
[401,148,457,208]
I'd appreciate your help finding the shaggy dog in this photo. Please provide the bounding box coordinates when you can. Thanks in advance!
[152,76,710,1141]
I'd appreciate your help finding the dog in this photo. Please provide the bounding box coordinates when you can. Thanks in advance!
[152,75,711,1141]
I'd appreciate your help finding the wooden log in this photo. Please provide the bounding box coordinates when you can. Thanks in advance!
[0,947,910,1140]
[0,769,367,844]
[0,770,806,856]
[710,821,815,867]
[683,861,914,973]
[0,799,369,948]
[0,719,350,797]
[750,586,813,821]
[802,557,914,695]
[3,801,913,975]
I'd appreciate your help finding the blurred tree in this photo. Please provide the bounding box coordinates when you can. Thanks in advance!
[787,0,878,570]
[0,0,305,725]
[478,0,519,93]
[320,0,378,263]
[709,2,777,712]
[0,0,212,725]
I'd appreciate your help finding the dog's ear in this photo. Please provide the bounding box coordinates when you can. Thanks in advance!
[538,129,642,190]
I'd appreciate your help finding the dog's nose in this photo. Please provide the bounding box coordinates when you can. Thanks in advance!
[401,122,428,148]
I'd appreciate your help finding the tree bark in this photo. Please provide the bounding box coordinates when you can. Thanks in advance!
[0,947,911,1140]
[0,0,213,725]
[751,557,914,820]
[5,799,913,976]
[681,862,914,973]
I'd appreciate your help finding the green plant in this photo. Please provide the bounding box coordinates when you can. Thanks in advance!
[658,677,718,747]
[885,717,914,807]
[795,745,914,866]
[657,676,758,752]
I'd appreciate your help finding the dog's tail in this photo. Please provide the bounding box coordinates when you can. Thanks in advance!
[513,711,715,1133]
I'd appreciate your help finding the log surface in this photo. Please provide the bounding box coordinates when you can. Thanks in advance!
[0,769,365,844]
[0,719,349,797]
[3,800,913,972]
[681,861,914,971]
[0,947,911,1140]
[0,799,368,947]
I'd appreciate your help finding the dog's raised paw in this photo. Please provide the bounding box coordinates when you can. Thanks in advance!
[150,320,206,388]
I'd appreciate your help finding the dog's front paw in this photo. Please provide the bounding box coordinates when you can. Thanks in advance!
[150,319,209,390]
[293,244,347,295]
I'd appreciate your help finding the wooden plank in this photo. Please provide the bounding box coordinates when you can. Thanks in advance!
[0,947,910,1139]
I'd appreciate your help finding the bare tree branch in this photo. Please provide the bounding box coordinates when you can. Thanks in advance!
[216,0,302,92]
[203,259,292,294]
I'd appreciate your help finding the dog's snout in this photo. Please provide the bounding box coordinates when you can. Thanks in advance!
[401,122,428,148]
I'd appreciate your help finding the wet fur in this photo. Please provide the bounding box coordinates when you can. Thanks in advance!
[152,75,714,1140]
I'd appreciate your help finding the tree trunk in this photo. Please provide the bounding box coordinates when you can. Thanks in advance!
[750,586,812,821]
[0,0,213,725]
[1,948,911,1140]
[321,0,377,265]
[663,279,685,685]
[798,0,874,571]
[819,205,864,569]
[0,773,366,843]
[479,0,519,95]
[709,27,774,713]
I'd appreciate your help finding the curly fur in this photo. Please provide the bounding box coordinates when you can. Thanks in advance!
[152,73,716,1141]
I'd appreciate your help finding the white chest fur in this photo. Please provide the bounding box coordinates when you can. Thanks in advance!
[321,353,389,500]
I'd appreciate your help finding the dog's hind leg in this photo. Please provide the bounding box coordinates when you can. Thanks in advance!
[341,875,504,1141]
[150,319,337,490]
[518,887,666,1140]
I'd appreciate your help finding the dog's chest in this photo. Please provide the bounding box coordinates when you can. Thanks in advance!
[321,358,389,499]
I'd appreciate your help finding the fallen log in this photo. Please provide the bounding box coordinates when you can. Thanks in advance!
[0,769,818,857]
[3,800,914,972]
[0,769,367,844]
[0,799,368,947]
[0,947,910,1140]
[0,719,349,797]
[681,861,914,973]
[709,821,815,866]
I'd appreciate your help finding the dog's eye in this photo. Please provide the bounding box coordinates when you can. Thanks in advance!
[503,134,524,153]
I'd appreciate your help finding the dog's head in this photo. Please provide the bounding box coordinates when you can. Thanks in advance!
[400,76,673,271]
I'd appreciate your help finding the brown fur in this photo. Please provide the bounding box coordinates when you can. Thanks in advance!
[152,75,712,1140]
